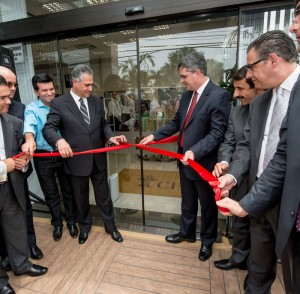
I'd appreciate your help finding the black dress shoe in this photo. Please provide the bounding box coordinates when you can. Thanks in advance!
[104,227,123,242]
[165,233,196,244]
[110,231,123,242]
[30,246,44,260]
[18,264,48,277]
[214,259,248,270]
[53,226,63,241]
[0,283,15,294]
[67,223,79,238]
[199,244,213,261]
[244,274,249,291]
[78,232,88,244]
[1,256,11,271]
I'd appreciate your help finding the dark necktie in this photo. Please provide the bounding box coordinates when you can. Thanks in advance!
[180,91,198,147]
[79,98,90,125]
[296,206,300,232]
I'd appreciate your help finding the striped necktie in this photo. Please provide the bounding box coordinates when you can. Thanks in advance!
[79,98,90,125]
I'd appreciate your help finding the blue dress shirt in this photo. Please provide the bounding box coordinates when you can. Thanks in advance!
[24,99,54,151]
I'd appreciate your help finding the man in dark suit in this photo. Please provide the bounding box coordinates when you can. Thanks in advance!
[43,64,127,245]
[0,75,48,293]
[213,66,261,272]
[215,30,299,293]
[140,52,231,261]
[0,66,43,271]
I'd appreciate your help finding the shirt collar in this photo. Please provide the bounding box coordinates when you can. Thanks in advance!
[280,64,300,93]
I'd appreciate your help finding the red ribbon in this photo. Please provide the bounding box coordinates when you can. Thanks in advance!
[15,135,227,212]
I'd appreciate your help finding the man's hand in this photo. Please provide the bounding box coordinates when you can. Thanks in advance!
[140,134,154,145]
[216,198,248,217]
[13,157,28,171]
[22,133,36,156]
[217,174,236,197]
[108,135,127,146]
[3,158,15,173]
[212,162,229,177]
[56,139,73,158]
[181,150,194,166]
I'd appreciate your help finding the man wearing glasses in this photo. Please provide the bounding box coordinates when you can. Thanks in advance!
[214,30,299,293]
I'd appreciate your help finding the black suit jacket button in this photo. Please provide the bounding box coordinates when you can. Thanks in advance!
[291,211,294,217]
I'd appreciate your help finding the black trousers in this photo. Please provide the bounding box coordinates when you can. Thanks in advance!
[0,266,8,289]
[33,156,76,227]
[69,160,116,233]
[0,182,31,274]
[0,179,36,257]
[178,163,218,247]
[230,214,250,264]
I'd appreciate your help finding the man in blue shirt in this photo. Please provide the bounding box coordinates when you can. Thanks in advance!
[22,74,77,241]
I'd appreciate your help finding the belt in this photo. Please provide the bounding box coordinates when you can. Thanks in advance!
[35,150,55,153]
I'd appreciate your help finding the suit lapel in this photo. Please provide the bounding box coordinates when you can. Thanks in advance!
[255,89,273,160]
[183,81,212,129]
[1,115,13,158]
[87,96,96,127]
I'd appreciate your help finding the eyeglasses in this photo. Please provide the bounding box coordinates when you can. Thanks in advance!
[7,82,18,88]
[246,58,266,72]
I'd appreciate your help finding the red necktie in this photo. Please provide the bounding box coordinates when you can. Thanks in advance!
[180,91,198,147]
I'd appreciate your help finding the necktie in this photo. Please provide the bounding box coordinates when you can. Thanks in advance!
[180,91,198,147]
[296,206,300,232]
[263,88,284,169]
[79,98,90,125]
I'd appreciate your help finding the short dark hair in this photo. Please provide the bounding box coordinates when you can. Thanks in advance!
[0,75,7,86]
[232,66,254,89]
[247,30,298,63]
[32,73,54,91]
[178,52,207,76]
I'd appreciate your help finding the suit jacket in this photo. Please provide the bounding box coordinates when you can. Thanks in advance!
[154,80,231,180]
[240,80,300,257]
[228,89,273,189]
[218,104,249,200]
[8,100,25,121]
[0,114,26,210]
[43,93,114,177]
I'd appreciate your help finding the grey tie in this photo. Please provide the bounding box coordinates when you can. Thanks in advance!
[79,98,90,125]
[263,88,284,169]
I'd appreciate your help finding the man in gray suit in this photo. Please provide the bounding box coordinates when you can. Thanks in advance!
[215,30,299,293]
[0,75,48,293]
[213,66,261,272]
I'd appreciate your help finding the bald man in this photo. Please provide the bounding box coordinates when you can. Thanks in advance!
[0,67,43,272]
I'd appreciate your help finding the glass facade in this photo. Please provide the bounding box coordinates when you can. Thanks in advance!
[0,1,295,232]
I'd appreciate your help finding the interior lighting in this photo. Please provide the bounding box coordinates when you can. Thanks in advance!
[153,25,170,31]
[41,2,69,13]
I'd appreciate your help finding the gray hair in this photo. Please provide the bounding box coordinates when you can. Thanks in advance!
[247,30,298,63]
[178,52,207,76]
[71,64,93,81]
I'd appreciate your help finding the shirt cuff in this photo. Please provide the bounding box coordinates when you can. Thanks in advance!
[0,161,8,182]
[227,174,237,186]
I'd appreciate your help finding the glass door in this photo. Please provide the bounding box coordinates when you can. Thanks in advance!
[138,11,239,230]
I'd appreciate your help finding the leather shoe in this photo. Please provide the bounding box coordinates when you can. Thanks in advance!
[0,283,15,294]
[214,259,248,270]
[53,226,62,241]
[18,264,48,277]
[165,233,196,244]
[199,244,213,261]
[67,223,79,238]
[78,232,88,244]
[244,274,249,291]
[1,256,11,271]
[30,246,44,260]
[104,227,123,242]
